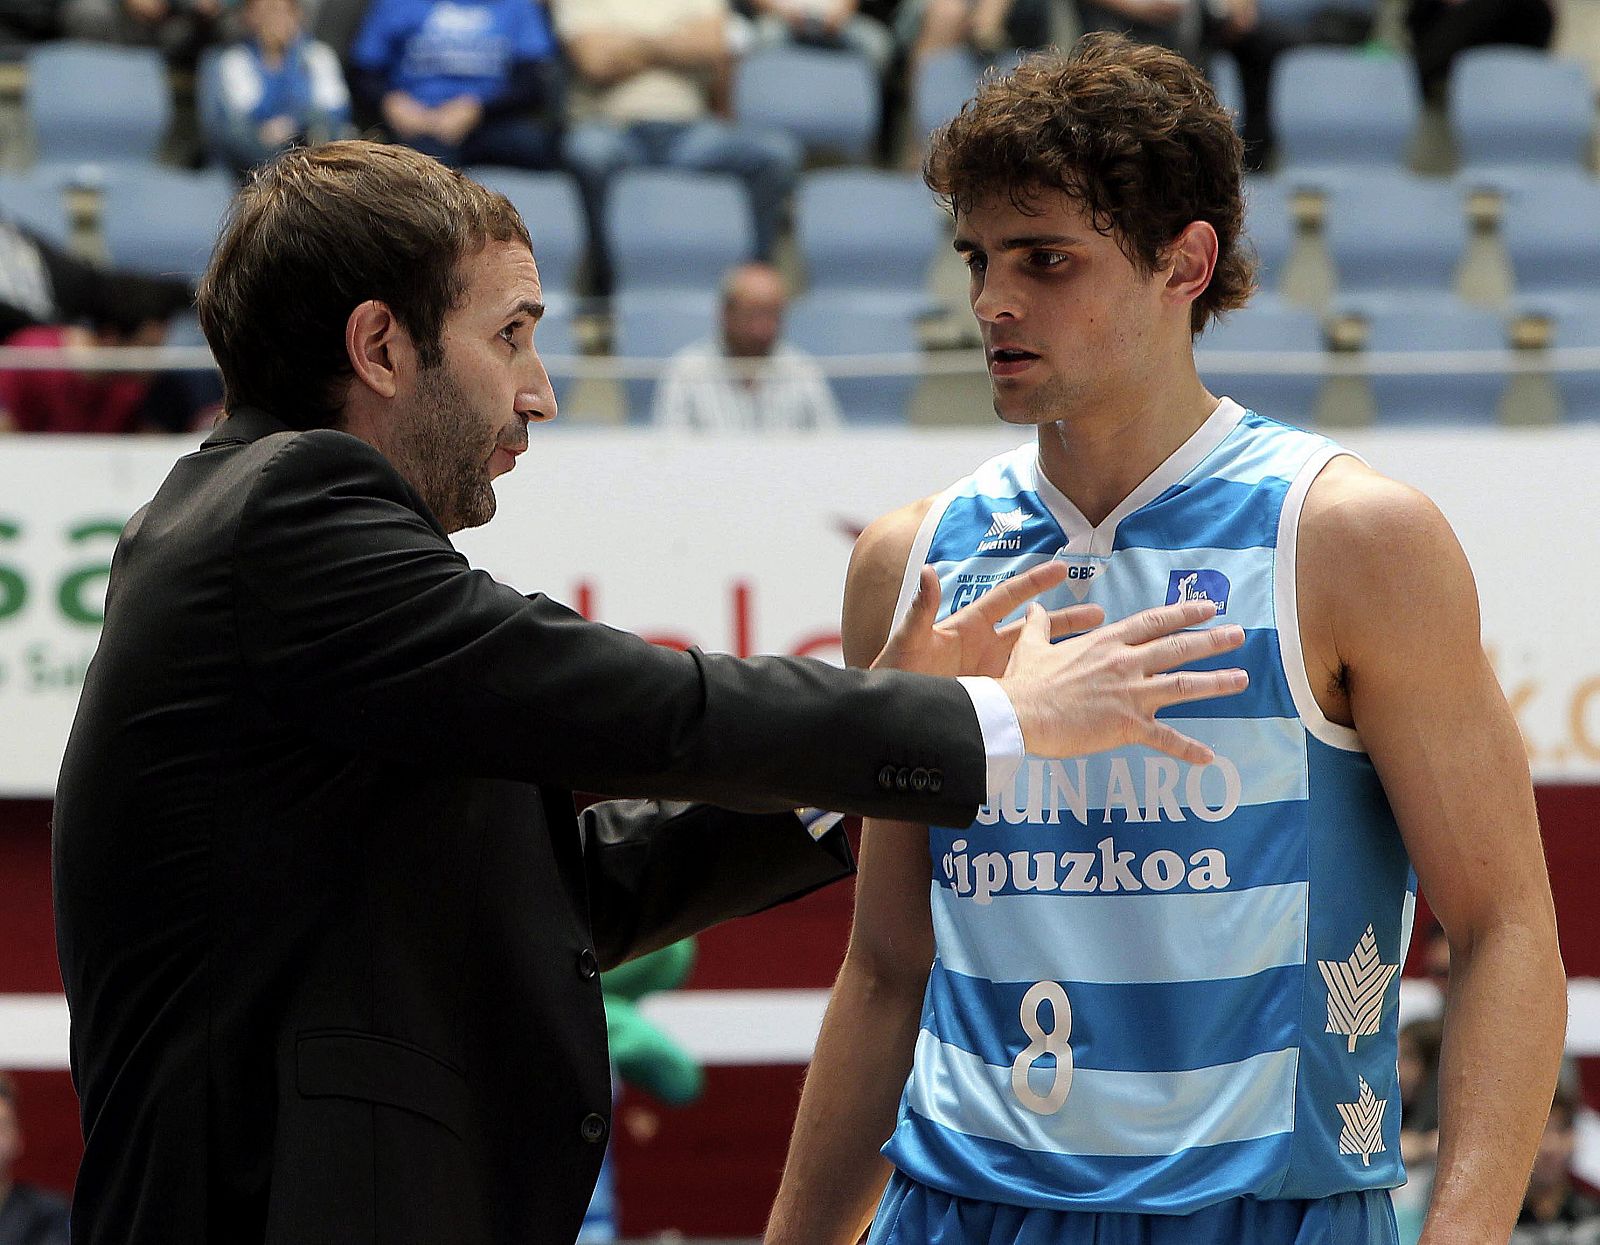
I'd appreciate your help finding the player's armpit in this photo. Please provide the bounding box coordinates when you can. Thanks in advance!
[1298,461,1565,1245]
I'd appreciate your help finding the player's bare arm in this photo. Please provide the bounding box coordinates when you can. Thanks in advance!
[1298,456,1566,1245]
[767,498,945,1245]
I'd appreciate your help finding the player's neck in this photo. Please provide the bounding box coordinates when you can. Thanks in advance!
[1034,365,1218,529]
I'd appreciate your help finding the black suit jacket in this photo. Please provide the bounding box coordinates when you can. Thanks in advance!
[52,408,988,1245]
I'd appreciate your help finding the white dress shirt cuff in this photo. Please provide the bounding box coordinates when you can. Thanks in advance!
[958,675,1023,798]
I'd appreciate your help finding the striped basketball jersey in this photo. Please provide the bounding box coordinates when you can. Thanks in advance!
[882,398,1417,1215]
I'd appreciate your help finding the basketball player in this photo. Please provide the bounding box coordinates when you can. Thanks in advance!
[765,34,1565,1245]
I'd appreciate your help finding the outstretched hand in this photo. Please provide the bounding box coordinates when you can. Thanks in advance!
[871,562,1105,680]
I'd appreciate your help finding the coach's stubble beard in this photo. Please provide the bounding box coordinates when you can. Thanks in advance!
[388,360,498,535]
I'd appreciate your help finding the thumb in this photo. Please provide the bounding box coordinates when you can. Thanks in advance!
[1016,601,1049,653]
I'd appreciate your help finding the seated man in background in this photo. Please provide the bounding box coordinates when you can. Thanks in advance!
[348,0,563,168]
[652,262,841,431]
[208,0,353,172]
[0,1072,69,1245]
[1513,1075,1600,1244]
[555,0,801,287]
[739,0,896,74]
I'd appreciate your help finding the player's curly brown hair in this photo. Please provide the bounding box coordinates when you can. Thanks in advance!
[925,33,1255,334]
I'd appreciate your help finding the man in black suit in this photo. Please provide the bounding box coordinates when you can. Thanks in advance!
[52,141,1247,1245]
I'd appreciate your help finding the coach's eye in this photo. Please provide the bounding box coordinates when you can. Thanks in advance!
[499,320,524,349]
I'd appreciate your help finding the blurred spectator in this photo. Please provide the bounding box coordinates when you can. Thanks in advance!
[207,0,352,172]
[63,0,231,65]
[1514,1076,1600,1244]
[0,219,188,344]
[348,0,564,168]
[0,0,62,41]
[1074,0,1202,62]
[555,0,801,281]
[0,1072,69,1245]
[897,0,1049,65]
[652,262,842,430]
[1406,0,1552,102]
[740,0,896,72]
[0,278,198,434]
[1202,0,1295,170]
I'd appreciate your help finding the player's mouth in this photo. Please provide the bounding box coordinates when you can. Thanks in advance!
[987,346,1041,378]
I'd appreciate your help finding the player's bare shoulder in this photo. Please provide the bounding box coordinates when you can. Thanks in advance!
[841,496,939,669]
[1297,454,1479,721]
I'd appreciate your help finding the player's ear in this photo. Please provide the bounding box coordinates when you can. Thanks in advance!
[1163,221,1219,310]
[344,299,411,401]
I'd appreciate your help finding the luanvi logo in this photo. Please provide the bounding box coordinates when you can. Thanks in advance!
[978,508,1026,553]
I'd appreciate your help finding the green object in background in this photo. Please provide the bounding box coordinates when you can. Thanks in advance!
[602,940,704,1105]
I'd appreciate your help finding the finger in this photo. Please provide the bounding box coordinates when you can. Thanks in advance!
[999,602,1106,643]
[1114,599,1224,645]
[1140,720,1218,766]
[1145,667,1251,709]
[1011,602,1049,657]
[970,560,1069,626]
[1136,624,1246,674]
[906,565,941,629]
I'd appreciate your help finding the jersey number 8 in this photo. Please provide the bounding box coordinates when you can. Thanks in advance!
[1011,980,1073,1114]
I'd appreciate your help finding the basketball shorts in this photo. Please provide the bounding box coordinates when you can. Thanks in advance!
[867,1170,1400,1245]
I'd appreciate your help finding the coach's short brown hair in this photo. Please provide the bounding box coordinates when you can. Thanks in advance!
[926,33,1255,334]
[197,141,531,429]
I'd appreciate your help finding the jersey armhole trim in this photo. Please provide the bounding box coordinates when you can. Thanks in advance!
[1276,446,1366,753]
[890,487,959,633]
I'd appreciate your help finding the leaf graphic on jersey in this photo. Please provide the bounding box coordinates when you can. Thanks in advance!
[1318,925,1399,1053]
[1336,1077,1387,1166]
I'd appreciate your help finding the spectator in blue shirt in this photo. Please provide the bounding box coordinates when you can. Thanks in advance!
[206,0,353,172]
[349,0,564,169]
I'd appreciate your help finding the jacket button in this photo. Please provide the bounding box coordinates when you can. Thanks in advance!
[877,764,897,791]
[928,768,943,794]
[910,767,930,792]
[580,1112,607,1144]
[577,948,598,979]
[895,766,910,791]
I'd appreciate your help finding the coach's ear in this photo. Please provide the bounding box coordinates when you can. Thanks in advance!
[344,299,413,402]
[1163,220,1219,310]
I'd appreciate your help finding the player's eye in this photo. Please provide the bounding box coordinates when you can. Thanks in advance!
[961,252,988,274]
[1030,251,1069,269]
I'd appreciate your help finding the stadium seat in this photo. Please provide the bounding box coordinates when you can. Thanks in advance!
[1270,49,1419,188]
[1362,298,1507,425]
[785,294,919,424]
[1242,176,1295,291]
[0,169,69,248]
[1500,173,1600,314]
[1551,305,1600,421]
[796,169,942,316]
[914,48,980,144]
[1209,53,1243,132]
[611,290,719,424]
[100,167,237,284]
[1324,173,1468,309]
[27,42,171,174]
[1196,296,1325,428]
[1451,48,1595,189]
[606,170,754,295]
[467,168,586,308]
[734,46,880,162]
[532,306,578,407]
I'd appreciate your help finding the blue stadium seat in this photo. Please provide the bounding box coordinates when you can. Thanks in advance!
[532,306,578,407]
[1451,48,1594,189]
[1209,53,1243,132]
[1324,174,1468,309]
[734,46,880,162]
[1242,176,1295,291]
[1551,303,1600,421]
[606,170,754,295]
[1270,49,1419,189]
[467,167,586,308]
[914,47,1030,144]
[796,169,942,316]
[1362,298,1506,425]
[0,169,69,248]
[612,290,719,423]
[1196,296,1325,428]
[27,42,171,174]
[785,293,919,424]
[1500,172,1600,314]
[100,167,236,284]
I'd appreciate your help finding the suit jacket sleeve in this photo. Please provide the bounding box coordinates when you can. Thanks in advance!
[579,801,853,970]
[230,429,987,824]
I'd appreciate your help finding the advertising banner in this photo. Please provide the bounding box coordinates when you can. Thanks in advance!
[2,427,1598,794]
